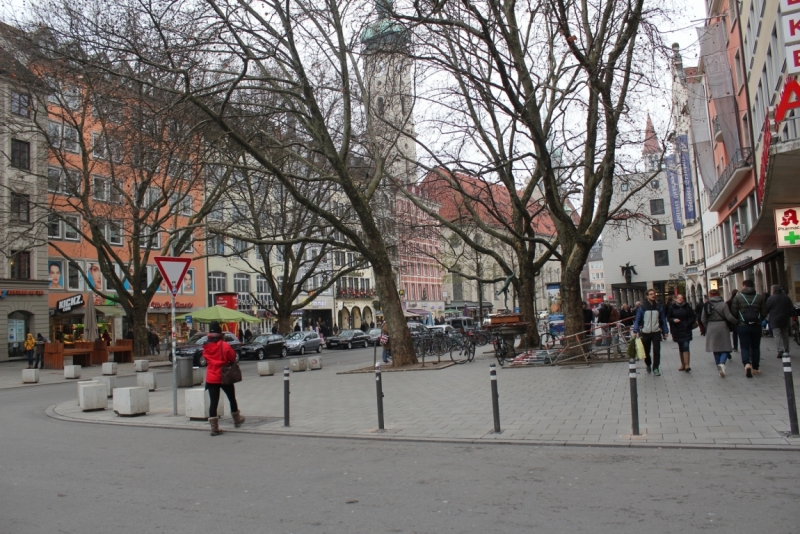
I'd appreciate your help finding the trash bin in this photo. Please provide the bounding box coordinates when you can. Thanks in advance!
[176,356,194,387]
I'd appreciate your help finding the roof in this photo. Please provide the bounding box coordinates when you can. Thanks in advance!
[419,168,557,237]
[642,115,660,155]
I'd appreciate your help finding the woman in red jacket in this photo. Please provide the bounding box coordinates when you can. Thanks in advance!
[204,321,245,435]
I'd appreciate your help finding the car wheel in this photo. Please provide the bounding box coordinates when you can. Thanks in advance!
[316,344,321,353]
[363,340,368,348]
[281,348,287,358]
[257,350,265,360]
[300,346,305,355]
[347,341,352,350]
[199,355,207,367]
[235,353,240,364]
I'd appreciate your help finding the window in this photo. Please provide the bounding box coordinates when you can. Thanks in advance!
[106,220,123,245]
[256,275,271,308]
[651,180,660,189]
[232,239,247,257]
[689,243,696,263]
[10,193,30,223]
[207,234,225,255]
[48,213,81,240]
[179,195,193,216]
[92,95,123,123]
[93,176,120,202]
[47,167,81,195]
[11,92,30,117]
[678,248,684,265]
[63,215,79,241]
[140,228,160,249]
[48,121,80,153]
[9,250,30,280]
[91,133,122,163]
[10,139,30,169]
[650,199,665,215]
[68,260,84,290]
[48,213,60,238]
[208,271,227,293]
[654,250,669,267]
[652,224,667,241]
[233,274,251,310]
[620,182,629,191]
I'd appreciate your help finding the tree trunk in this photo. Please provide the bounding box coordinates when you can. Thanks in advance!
[131,303,150,359]
[371,260,417,367]
[516,268,540,349]
[561,241,591,350]
[277,313,293,336]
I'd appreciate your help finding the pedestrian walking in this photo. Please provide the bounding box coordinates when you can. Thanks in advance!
[695,296,707,336]
[729,279,768,377]
[203,321,245,436]
[380,321,392,363]
[34,333,46,369]
[632,288,669,376]
[702,288,738,377]
[24,333,36,369]
[667,294,696,372]
[726,289,739,351]
[766,284,795,358]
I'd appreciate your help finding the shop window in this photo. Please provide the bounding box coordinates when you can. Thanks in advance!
[9,250,30,280]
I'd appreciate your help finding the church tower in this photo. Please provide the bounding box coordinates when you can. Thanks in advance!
[360,0,416,184]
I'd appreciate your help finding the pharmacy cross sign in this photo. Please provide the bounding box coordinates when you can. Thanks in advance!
[154,256,192,296]
[785,231,800,245]
[775,207,800,249]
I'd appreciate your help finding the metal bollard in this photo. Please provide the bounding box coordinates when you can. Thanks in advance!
[782,353,799,436]
[283,366,290,427]
[629,358,639,436]
[376,362,385,431]
[490,364,501,433]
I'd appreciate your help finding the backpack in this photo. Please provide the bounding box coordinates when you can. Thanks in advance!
[738,293,761,325]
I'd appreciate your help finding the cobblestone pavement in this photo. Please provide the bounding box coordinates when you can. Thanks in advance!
[47,336,800,449]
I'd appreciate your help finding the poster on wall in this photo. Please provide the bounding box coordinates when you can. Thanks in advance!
[86,261,105,305]
[8,319,25,343]
[180,268,195,295]
[546,283,564,333]
[48,260,64,290]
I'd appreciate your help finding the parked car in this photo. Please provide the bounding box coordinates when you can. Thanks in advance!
[284,331,323,354]
[428,325,456,336]
[367,328,382,346]
[446,316,477,333]
[239,334,288,360]
[326,329,370,349]
[170,332,242,367]
[406,322,431,337]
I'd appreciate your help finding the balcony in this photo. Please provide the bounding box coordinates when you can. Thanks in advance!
[708,148,754,212]
[712,116,723,143]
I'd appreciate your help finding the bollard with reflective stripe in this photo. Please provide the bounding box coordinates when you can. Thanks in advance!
[629,358,639,436]
[283,366,290,427]
[376,362,385,431]
[782,353,799,436]
[490,364,501,433]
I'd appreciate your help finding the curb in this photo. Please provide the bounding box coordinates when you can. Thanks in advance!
[44,404,800,452]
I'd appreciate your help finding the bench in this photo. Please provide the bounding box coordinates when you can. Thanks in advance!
[44,342,96,369]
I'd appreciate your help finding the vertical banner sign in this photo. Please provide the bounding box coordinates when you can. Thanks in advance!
[665,155,683,232]
[676,135,697,220]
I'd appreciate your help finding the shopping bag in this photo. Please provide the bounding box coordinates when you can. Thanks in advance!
[626,337,637,359]
[634,338,646,360]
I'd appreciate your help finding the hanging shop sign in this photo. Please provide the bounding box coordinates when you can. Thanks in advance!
[149,301,194,309]
[0,289,45,297]
[57,294,85,313]
[775,207,800,248]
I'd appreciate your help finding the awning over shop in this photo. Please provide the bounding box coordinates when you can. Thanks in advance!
[405,309,430,315]
[96,305,126,317]
[727,249,784,275]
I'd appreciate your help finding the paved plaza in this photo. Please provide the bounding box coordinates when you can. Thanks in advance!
[22,336,800,449]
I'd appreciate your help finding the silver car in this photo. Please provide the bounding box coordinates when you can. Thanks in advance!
[367,328,382,346]
[284,331,323,355]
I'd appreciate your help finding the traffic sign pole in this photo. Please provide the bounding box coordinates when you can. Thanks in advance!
[172,289,177,416]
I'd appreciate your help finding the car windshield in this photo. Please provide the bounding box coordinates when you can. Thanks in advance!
[185,334,209,345]
[368,329,381,335]
[285,332,304,340]
[339,330,355,338]
[251,335,269,344]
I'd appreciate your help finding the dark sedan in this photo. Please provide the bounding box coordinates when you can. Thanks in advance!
[170,332,242,367]
[326,329,370,349]
[239,334,287,360]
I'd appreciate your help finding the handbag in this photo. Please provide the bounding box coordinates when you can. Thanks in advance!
[221,361,242,385]
[379,333,389,345]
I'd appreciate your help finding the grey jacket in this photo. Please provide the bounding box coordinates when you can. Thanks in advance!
[766,292,795,329]
[729,287,768,327]
[702,297,737,353]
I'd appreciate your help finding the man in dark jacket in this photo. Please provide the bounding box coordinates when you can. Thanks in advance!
[633,288,669,376]
[766,285,795,357]
[695,296,708,336]
[582,302,594,331]
[729,280,768,377]
[726,289,739,351]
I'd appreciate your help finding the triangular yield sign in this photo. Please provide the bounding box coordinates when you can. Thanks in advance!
[154,256,193,296]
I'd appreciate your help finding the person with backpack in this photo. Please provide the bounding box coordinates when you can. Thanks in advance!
[766,285,795,358]
[632,288,669,376]
[729,279,768,378]
[726,289,739,352]
[694,296,708,336]
[667,294,696,372]
[702,288,738,377]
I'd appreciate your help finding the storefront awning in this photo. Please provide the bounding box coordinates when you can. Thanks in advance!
[405,309,431,315]
[727,249,784,275]
[96,305,126,317]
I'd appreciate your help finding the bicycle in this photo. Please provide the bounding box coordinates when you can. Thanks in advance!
[539,323,565,350]
[792,315,800,347]
[492,331,514,366]
[450,332,476,364]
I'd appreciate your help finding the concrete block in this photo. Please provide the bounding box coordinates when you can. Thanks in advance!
[134,360,149,372]
[78,382,108,411]
[22,368,39,383]
[192,367,203,386]
[113,387,149,416]
[307,356,323,370]
[64,365,82,379]
[184,388,225,420]
[257,361,275,376]
[290,358,307,372]
[102,362,118,375]
[94,375,117,397]
[136,372,157,391]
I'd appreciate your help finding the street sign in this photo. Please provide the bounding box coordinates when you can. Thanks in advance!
[154,256,192,296]
[185,315,192,328]
[775,207,800,248]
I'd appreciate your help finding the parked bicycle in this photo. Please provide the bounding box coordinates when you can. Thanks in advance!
[539,323,565,350]
[449,331,476,364]
[492,331,514,366]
